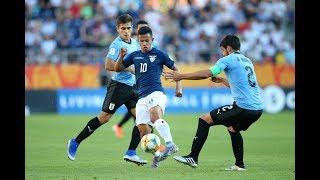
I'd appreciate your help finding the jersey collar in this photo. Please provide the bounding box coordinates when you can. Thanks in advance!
[119,36,132,44]
[233,51,241,54]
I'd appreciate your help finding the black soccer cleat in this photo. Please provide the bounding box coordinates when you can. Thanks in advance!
[173,156,198,168]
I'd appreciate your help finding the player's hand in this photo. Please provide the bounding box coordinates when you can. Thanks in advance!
[211,76,224,83]
[119,48,127,58]
[162,71,182,81]
[175,88,183,97]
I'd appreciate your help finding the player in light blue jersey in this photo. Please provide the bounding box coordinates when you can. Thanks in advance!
[115,26,183,168]
[67,14,147,166]
[164,35,263,170]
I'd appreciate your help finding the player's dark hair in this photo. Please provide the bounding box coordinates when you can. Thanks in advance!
[116,14,133,26]
[136,20,149,26]
[220,35,241,50]
[138,26,153,37]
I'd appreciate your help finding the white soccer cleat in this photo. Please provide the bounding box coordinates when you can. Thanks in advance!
[225,165,246,171]
[159,144,179,161]
[123,154,147,166]
[173,156,198,168]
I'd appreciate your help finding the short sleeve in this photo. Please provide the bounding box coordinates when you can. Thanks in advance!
[106,42,120,61]
[215,56,230,71]
[161,52,174,69]
[122,52,134,68]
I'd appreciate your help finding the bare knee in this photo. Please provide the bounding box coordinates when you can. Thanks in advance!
[97,112,113,124]
[200,113,213,125]
[149,106,163,123]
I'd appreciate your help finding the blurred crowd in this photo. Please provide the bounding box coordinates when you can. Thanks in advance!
[25,0,295,65]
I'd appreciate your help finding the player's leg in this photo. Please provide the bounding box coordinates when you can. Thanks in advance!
[67,112,114,161]
[144,92,177,167]
[122,108,147,165]
[225,129,246,171]
[119,111,133,127]
[225,109,263,171]
[112,111,133,138]
[174,103,243,168]
[67,81,122,161]
[122,92,148,165]
[173,113,212,168]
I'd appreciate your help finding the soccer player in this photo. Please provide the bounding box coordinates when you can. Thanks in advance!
[164,35,263,170]
[67,14,147,166]
[111,20,152,139]
[114,26,183,168]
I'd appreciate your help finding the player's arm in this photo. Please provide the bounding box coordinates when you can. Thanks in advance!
[211,76,230,87]
[210,65,230,87]
[164,60,228,85]
[171,64,183,97]
[105,57,135,74]
[162,52,183,97]
[105,44,135,73]
[114,48,130,72]
[105,57,117,71]
[164,69,212,81]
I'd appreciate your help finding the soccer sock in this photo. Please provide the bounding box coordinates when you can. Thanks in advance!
[228,130,244,166]
[127,125,141,151]
[119,111,132,127]
[75,117,102,144]
[189,118,210,162]
[154,119,173,145]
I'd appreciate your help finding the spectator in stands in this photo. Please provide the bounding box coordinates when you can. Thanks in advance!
[25,0,295,65]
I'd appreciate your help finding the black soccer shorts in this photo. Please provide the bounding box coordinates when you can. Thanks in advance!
[209,102,263,131]
[102,80,138,114]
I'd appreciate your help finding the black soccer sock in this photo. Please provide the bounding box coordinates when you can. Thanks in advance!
[127,125,141,151]
[228,130,244,166]
[118,111,132,127]
[188,118,211,162]
[75,117,102,144]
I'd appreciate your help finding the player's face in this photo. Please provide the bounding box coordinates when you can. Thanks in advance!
[220,46,228,56]
[220,46,233,56]
[138,34,153,52]
[117,22,132,41]
[136,24,148,34]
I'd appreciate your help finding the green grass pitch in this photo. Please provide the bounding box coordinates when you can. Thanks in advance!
[26,111,294,180]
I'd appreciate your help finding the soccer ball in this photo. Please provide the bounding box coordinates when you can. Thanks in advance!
[140,133,161,153]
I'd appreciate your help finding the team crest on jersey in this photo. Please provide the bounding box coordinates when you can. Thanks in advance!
[149,55,157,62]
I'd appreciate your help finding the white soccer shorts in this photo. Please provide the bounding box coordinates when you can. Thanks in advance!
[135,91,167,126]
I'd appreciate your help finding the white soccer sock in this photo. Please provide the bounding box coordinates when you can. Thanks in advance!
[154,119,173,144]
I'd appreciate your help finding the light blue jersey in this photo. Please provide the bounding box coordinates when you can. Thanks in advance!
[106,36,139,86]
[215,52,263,110]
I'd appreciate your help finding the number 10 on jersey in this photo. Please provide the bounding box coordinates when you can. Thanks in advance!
[140,63,147,73]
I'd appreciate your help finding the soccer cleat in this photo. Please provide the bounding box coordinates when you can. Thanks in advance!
[67,139,79,161]
[112,124,124,138]
[159,144,179,161]
[173,156,198,168]
[225,165,246,171]
[123,154,147,166]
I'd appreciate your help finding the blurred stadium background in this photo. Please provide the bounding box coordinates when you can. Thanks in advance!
[25,0,294,179]
[25,0,294,115]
